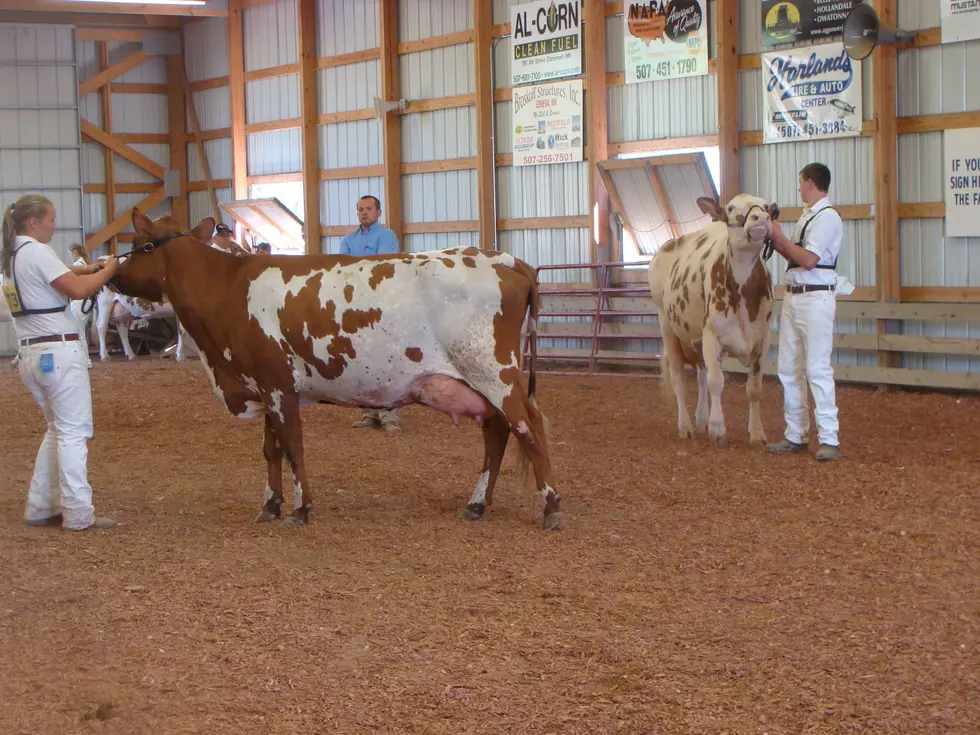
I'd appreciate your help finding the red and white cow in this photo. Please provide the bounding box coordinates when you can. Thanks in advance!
[648,194,778,448]
[110,209,561,530]
[94,284,193,362]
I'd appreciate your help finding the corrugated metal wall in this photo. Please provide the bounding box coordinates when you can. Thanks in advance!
[0,23,84,355]
[897,0,980,372]
[317,0,383,254]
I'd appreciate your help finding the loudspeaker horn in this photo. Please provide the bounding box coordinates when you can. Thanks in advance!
[373,95,406,120]
[843,2,918,61]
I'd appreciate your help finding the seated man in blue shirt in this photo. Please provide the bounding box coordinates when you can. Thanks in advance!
[341,195,403,433]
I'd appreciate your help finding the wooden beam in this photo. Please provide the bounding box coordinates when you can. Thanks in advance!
[115,133,169,144]
[167,54,189,228]
[189,179,232,192]
[586,0,609,267]
[189,76,230,92]
[85,187,166,251]
[1,11,181,29]
[716,0,739,203]
[403,221,479,234]
[475,0,494,250]
[79,51,152,97]
[780,204,873,221]
[228,0,248,203]
[3,1,226,16]
[84,183,158,194]
[180,63,219,222]
[645,163,681,240]
[899,286,980,303]
[897,111,980,135]
[298,0,320,255]
[317,109,375,125]
[380,0,402,245]
[187,128,232,142]
[80,119,164,180]
[397,30,474,55]
[318,165,385,181]
[401,94,475,114]
[76,28,144,42]
[897,201,945,218]
[98,42,117,255]
[250,172,303,185]
[402,158,478,175]
[316,48,382,70]
[245,118,302,135]
[110,83,168,95]
[498,216,591,231]
[873,0,902,370]
[608,136,719,156]
[244,63,301,83]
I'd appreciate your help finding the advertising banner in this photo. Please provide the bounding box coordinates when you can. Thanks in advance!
[511,0,582,87]
[941,0,980,44]
[623,0,708,84]
[761,1,859,47]
[944,128,980,237]
[512,79,584,167]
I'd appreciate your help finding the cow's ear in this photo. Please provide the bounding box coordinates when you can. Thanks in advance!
[767,203,780,222]
[132,208,153,234]
[191,217,216,243]
[697,197,725,222]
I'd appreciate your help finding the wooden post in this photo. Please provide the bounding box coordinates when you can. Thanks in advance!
[379,0,403,248]
[297,0,320,254]
[181,67,220,221]
[99,42,116,254]
[872,0,902,369]
[474,0,494,250]
[716,0,740,204]
[228,0,248,237]
[166,54,189,228]
[585,0,608,266]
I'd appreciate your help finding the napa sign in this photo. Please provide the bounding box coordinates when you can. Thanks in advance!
[761,41,863,144]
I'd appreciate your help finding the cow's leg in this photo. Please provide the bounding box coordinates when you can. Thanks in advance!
[500,389,561,531]
[116,322,137,360]
[746,358,767,447]
[662,329,694,439]
[174,325,185,362]
[702,330,727,448]
[96,303,111,361]
[458,412,510,521]
[253,413,285,523]
[694,365,709,434]
[265,392,313,526]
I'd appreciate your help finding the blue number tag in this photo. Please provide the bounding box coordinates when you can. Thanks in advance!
[39,353,54,374]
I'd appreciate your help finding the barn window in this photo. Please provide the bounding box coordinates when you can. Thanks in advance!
[246,181,306,254]
[614,146,721,266]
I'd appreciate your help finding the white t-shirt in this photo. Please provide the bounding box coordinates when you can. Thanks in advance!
[5,236,77,340]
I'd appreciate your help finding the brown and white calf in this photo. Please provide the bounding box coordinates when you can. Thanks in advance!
[110,209,561,530]
[648,194,778,448]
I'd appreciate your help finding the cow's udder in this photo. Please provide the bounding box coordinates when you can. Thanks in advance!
[412,374,495,427]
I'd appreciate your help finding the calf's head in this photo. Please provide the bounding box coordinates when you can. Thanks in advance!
[111,209,216,301]
[697,194,779,252]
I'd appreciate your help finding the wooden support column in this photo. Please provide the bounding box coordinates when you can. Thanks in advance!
[474,0,495,250]
[872,0,902,369]
[98,42,116,254]
[166,54,189,228]
[379,0,403,247]
[228,0,248,237]
[585,0,609,266]
[297,0,320,254]
[716,0,740,204]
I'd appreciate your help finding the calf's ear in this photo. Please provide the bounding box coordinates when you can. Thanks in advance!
[767,203,780,222]
[132,208,154,234]
[191,217,217,243]
[696,197,726,222]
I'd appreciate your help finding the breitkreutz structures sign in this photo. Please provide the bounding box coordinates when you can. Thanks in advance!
[761,41,863,144]
[511,0,582,87]
[512,79,584,167]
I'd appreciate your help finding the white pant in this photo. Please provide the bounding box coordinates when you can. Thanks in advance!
[777,290,839,447]
[17,338,97,529]
[68,299,93,367]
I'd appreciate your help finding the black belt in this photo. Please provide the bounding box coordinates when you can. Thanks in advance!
[786,284,835,294]
[19,333,80,346]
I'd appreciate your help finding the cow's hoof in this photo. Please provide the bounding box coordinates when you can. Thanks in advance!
[282,516,307,527]
[253,509,279,524]
[458,503,485,521]
[749,436,767,449]
[678,426,695,440]
[542,512,563,531]
[711,434,727,449]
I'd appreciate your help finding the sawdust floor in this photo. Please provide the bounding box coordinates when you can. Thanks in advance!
[0,358,978,734]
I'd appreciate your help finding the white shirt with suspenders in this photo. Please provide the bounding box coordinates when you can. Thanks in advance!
[3,235,98,530]
[775,196,844,450]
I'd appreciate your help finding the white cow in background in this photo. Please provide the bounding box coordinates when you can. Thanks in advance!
[95,285,195,362]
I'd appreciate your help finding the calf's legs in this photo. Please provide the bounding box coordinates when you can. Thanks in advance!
[746,359,767,446]
[254,392,313,526]
[254,414,285,523]
[458,413,510,521]
[702,330,728,448]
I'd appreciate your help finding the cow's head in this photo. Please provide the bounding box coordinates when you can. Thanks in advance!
[111,209,215,301]
[697,194,779,250]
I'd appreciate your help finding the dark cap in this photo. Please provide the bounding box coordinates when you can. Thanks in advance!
[215,223,232,234]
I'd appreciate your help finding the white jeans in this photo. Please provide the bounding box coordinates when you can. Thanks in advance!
[68,299,92,367]
[777,290,840,447]
[17,338,97,529]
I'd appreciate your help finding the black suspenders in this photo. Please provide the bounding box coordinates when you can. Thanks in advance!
[785,206,839,271]
[1,243,70,317]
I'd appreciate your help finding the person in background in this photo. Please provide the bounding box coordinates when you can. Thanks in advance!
[2,194,120,531]
[68,243,94,369]
[253,242,272,255]
[340,195,402,433]
[212,223,252,257]
[764,162,843,462]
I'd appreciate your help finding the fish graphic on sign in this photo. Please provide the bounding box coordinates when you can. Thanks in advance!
[829,98,855,119]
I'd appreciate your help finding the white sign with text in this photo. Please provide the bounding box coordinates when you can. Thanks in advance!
[512,79,584,167]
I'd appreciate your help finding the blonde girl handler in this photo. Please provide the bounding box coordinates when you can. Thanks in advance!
[2,194,120,531]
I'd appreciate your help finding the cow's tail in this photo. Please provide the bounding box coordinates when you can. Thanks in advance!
[516,270,550,493]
